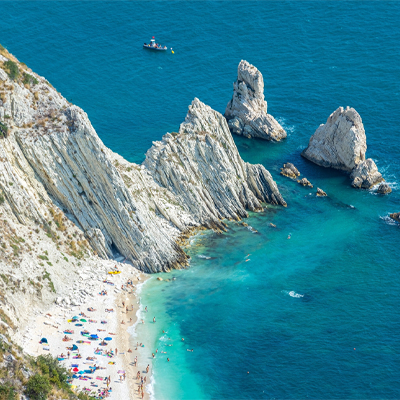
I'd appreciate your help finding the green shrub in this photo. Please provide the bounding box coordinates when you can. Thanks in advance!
[35,354,69,387]
[3,60,19,81]
[0,383,16,400]
[0,122,8,139]
[0,44,4,52]
[0,194,4,204]
[25,374,51,400]
[22,73,38,86]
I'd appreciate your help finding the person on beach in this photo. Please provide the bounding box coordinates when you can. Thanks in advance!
[146,364,149,373]
[67,351,70,359]
[167,358,170,362]
[152,353,155,358]
[122,301,125,307]
[145,306,148,312]
[115,348,118,356]
[153,317,156,323]
[144,376,146,383]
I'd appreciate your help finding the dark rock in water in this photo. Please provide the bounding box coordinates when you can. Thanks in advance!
[297,177,313,188]
[280,163,300,179]
[390,212,400,222]
[377,183,392,194]
[316,188,327,197]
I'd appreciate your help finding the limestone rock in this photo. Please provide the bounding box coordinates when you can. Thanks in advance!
[377,183,391,194]
[302,106,383,189]
[297,178,313,188]
[280,163,300,179]
[350,159,383,189]
[302,107,366,171]
[390,212,400,222]
[225,60,286,141]
[316,188,327,197]
[0,51,286,276]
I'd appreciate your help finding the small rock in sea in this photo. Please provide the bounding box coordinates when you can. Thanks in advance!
[316,188,327,197]
[157,277,163,281]
[377,183,392,194]
[297,178,313,188]
[269,223,276,228]
[280,163,300,179]
[350,159,383,189]
[389,212,400,222]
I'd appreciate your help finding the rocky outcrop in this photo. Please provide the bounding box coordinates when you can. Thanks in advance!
[225,60,286,141]
[390,212,400,223]
[377,183,392,194]
[302,107,383,188]
[316,188,327,197]
[144,98,287,232]
[297,177,313,188]
[350,159,383,189]
[280,163,300,179]
[0,49,286,276]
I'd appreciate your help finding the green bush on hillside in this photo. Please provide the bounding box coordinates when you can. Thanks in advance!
[3,60,19,81]
[0,122,8,139]
[22,72,38,86]
[25,374,51,400]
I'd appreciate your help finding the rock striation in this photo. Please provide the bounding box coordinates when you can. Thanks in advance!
[0,48,286,278]
[302,107,383,188]
[225,60,286,141]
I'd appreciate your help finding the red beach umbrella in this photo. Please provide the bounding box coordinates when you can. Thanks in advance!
[73,367,79,372]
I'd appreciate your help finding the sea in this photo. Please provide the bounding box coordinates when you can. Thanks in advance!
[2,1,400,399]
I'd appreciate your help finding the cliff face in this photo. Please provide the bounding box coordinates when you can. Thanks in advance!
[302,107,383,188]
[0,48,285,280]
[225,60,286,141]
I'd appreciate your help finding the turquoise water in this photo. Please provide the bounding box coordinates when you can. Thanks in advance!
[2,1,400,398]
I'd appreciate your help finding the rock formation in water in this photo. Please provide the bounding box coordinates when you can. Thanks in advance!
[280,163,300,179]
[316,188,327,197]
[350,159,384,189]
[377,183,391,194]
[225,60,286,141]
[297,177,313,188]
[302,107,383,188]
[390,212,400,222]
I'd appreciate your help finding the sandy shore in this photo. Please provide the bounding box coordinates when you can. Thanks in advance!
[16,259,151,400]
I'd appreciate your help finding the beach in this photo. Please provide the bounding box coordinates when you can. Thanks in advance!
[15,259,152,400]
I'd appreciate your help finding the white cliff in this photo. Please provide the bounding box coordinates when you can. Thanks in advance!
[0,47,286,327]
[302,106,383,188]
[225,60,286,141]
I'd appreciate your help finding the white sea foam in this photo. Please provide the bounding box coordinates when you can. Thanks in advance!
[276,117,296,136]
[282,290,304,298]
[380,215,397,226]
[198,255,211,259]
[147,373,156,400]
[246,225,258,233]
[127,278,149,338]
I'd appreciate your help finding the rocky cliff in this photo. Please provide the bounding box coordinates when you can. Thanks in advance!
[225,60,286,141]
[302,106,383,188]
[0,46,286,327]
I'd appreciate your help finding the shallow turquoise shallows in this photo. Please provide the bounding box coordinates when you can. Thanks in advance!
[2,1,400,399]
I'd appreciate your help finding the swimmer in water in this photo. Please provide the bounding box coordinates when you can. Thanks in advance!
[288,234,291,239]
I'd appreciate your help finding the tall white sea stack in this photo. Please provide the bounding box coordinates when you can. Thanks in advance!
[302,107,383,188]
[225,60,286,141]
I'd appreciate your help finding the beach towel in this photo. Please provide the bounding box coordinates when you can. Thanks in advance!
[43,346,50,351]
[108,362,115,365]
[96,377,103,381]
[71,364,79,367]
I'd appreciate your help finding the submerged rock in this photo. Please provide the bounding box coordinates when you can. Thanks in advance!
[297,178,313,188]
[316,188,327,197]
[280,163,300,179]
[302,107,383,188]
[377,183,392,194]
[350,159,383,189]
[225,60,286,141]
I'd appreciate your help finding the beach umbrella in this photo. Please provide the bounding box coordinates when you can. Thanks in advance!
[72,316,79,319]
[72,344,78,351]
[73,367,79,372]
[75,323,83,326]
[40,338,48,343]
[72,375,78,379]
[90,334,99,338]
[104,337,112,341]
[80,319,87,322]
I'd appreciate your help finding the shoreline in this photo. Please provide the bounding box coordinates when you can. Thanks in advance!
[15,259,150,400]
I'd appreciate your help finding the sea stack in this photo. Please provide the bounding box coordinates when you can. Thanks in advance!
[302,107,383,188]
[225,60,286,141]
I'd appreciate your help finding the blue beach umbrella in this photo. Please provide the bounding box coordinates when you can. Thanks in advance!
[72,344,78,351]
[104,337,112,341]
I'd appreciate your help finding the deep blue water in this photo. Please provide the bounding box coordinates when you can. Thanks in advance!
[2,1,400,399]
